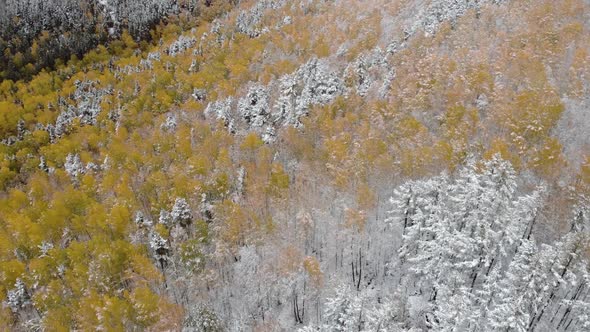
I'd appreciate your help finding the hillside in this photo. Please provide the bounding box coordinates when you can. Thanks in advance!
[1,0,590,330]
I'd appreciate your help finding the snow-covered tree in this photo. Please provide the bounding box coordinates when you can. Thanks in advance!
[205,98,235,133]
[238,85,271,128]
[5,278,30,313]
[159,209,173,227]
[150,231,170,269]
[167,35,197,56]
[364,297,405,332]
[322,284,368,331]
[39,156,49,173]
[183,304,224,332]
[134,211,152,228]
[231,246,266,323]
[64,153,85,178]
[161,113,178,132]
[388,157,590,330]
[235,0,286,38]
[295,59,344,114]
[172,197,193,227]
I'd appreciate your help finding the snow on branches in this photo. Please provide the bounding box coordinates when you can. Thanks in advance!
[235,0,287,38]
[46,80,113,142]
[204,58,344,141]
[171,197,193,228]
[166,35,197,56]
[387,156,590,331]
[238,84,271,128]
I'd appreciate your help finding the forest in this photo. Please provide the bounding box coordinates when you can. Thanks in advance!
[1,0,590,330]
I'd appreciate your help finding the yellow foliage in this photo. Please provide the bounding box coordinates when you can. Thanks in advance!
[240,132,264,152]
[129,286,160,327]
[0,260,26,295]
[0,1,588,329]
[217,200,251,248]
[109,204,131,238]
[483,138,521,170]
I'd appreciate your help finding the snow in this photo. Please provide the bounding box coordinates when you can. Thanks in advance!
[149,231,170,268]
[47,80,113,142]
[171,197,193,227]
[5,279,29,313]
[555,97,590,172]
[205,58,344,140]
[205,98,235,133]
[159,209,172,226]
[167,35,197,56]
[161,113,178,132]
[235,0,287,38]
[238,84,271,128]
[134,211,153,228]
[64,153,85,178]
[38,241,54,257]
[192,88,207,101]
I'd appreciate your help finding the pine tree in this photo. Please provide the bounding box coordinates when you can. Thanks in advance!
[172,197,193,228]
[150,231,170,270]
[64,154,85,178]
[5,278,30,313]
[322,284,367,332]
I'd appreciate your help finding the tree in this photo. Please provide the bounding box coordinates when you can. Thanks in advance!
[150,230,170,270]
[171,197,193,228]
[183,304,224,332]
[322,284,368,331]
[390,157,590,330]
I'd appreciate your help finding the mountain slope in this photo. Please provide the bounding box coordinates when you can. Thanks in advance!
[1,0,590,330]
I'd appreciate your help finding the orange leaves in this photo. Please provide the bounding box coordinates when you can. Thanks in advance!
[75,291,131,331]
[277,245,301,277]
[575,156,590,196]
[260,59,297,84]
[282,126,314,161]
[393,115,429,142]
[128,252,163,284]
[225,35,265,84]
[440,105,479,141]
[313,36,331,58]
[129,286,161,327]
[324,134,352,165]
[1,0,589,329]
[485,87,564,179]
[568,47,590,97]
[69,259,178,330]
[187,155,212,177]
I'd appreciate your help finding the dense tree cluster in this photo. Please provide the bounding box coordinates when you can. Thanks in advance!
[387,157,590,331]
[0,0,589,330]
[0,0,238,80]
[205,58,344,142]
